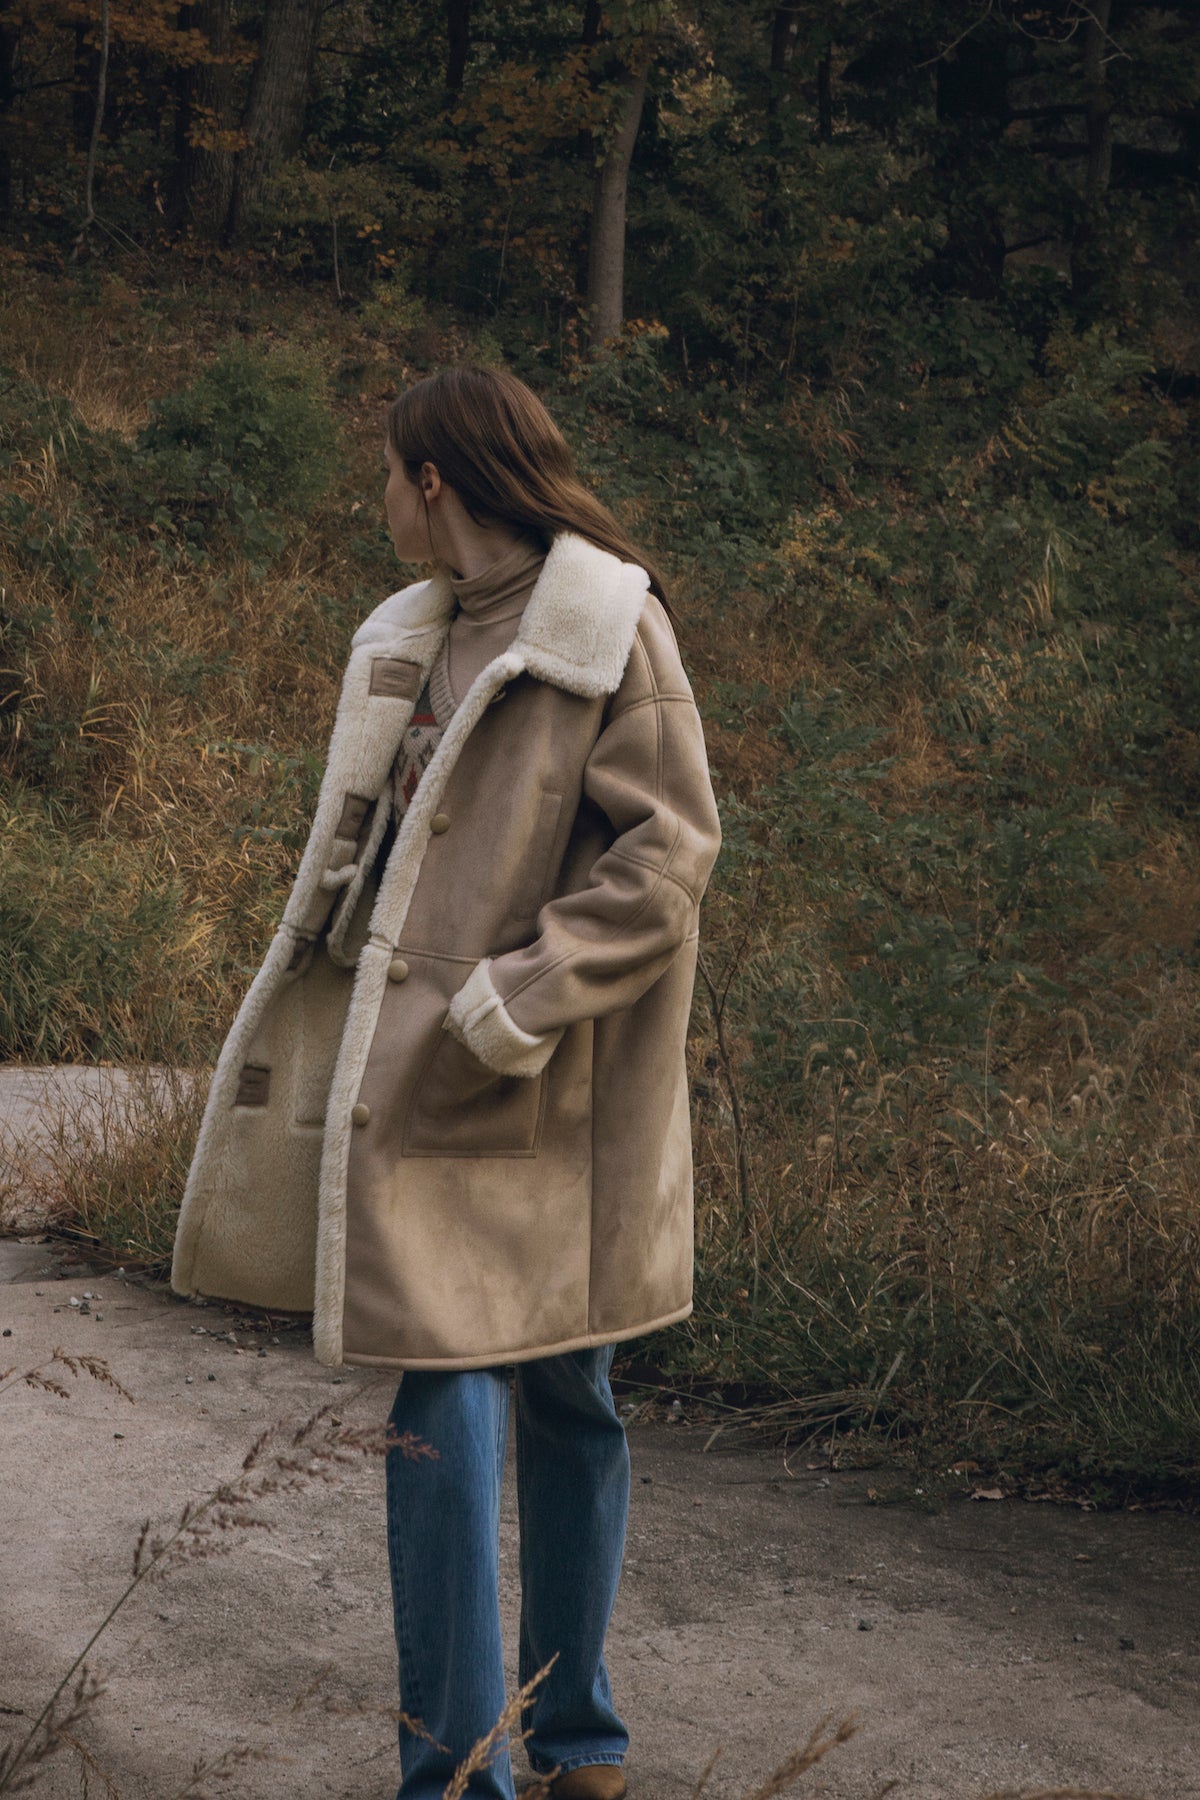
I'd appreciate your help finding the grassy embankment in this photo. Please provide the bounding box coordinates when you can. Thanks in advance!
[2,263,1199,1496]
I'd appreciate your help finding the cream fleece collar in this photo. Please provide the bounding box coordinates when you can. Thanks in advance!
[352,530,651,700]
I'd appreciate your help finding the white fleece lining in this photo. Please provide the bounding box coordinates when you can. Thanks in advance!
[169,924,299,1297]
[445,957,563,1078]
[518,550,651,698]
[175,534,653,1368]
[311,647,528,1365]
[349,532,650,702]
[174,613,445,1299]
[281,629,437,934]
[324,792,389,967]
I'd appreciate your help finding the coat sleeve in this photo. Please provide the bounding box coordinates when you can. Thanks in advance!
[444,597,723,1078]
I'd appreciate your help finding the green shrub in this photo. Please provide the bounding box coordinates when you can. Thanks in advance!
[140,340,339,515]
[0,345,343,591]
[0,799,231,1064]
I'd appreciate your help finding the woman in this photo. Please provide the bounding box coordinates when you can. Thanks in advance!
[172,366,722,1799]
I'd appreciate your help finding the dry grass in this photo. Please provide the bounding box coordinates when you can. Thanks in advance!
[979,1791,1145,1800]
[0,1344,134,1406]
[4,263,1200,1485]
[684,956,1200,1477]
[0,280,153,430]
[3,548,345,835]
[733,1715,860,1798]
[0,1066,207,1265]
[681,595,1200,1481]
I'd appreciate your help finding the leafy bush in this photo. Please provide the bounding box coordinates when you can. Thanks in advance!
[139,340,339,515]
[0,801,229,1063]
[0,344,342,583]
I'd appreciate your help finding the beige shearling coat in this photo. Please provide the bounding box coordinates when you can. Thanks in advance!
[171,532,722,1370]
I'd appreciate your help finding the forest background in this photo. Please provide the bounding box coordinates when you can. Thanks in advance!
[1,0,1199,1499]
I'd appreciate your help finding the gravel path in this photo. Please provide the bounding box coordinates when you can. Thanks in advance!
[1,1242,1196,1799]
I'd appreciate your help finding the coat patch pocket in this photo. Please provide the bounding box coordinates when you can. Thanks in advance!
[403,1031,547,1159]
[511,789,564,921]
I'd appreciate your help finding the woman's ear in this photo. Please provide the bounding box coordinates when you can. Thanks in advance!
[420,462,443,501]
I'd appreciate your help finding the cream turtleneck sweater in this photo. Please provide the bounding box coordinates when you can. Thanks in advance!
[390,532,546,819]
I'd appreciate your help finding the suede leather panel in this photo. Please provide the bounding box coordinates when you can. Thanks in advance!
[174,539,722,1370]
[342,951,594,1364]
[487,604,716,1040]
[393,674,601,962]
[587,937,699,1334]
[339,1301,695,1372]
[368,656,422,699]
[336,598,719,1365]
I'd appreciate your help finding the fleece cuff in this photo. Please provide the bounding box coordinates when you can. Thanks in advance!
[444,959,563,1078]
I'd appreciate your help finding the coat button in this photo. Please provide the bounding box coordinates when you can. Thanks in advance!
[350,1102,371,1126]
[430,813,450,834]
[387,958,409,983]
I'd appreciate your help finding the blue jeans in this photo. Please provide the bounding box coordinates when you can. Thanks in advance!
[385,1347,631,1799]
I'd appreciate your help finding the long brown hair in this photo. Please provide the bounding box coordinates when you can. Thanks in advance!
[387,366,669,605]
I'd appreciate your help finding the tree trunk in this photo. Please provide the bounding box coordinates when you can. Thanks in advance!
[224,0,322,242]
[1081,0,1114,203]
[766,5,802,236]
[71,0,109,259]
[585,55,649,350]
[1071,0,1113,304]
[0,20,16,220]
[571,0,606,297]
[769,3,800,116]
[72,23,98,153]
[171,0,235,237]
[817,45,832,143]
[446,0,471,94]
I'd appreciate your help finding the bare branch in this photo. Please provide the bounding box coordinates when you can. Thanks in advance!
[71,0,110,261]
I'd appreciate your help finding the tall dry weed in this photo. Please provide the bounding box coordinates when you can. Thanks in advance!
[0,1064,206,1262]
[0,1382,433,1797]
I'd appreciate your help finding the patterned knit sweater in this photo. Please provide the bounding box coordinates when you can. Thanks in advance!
[388,532,546,824]
[391,648,455,814]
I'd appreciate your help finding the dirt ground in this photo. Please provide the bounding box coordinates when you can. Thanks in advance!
[1,1238,1197,1800]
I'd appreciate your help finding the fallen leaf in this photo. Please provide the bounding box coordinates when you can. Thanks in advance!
[970,1487,1005,1502]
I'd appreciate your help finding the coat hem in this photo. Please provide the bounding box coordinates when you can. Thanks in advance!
[333,1300,693,1371]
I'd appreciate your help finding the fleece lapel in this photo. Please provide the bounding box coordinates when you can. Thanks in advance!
[349,529,651,702]
[290,533,650,955]
[511,531,650,698]
[280,576,455,946]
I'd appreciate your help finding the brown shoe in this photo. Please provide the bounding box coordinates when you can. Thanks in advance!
[520,1768,627,1800]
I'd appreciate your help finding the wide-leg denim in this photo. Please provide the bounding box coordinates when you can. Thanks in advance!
[385,1346,631,1800]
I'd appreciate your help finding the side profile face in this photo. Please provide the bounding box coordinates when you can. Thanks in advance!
[383,437,439,563]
